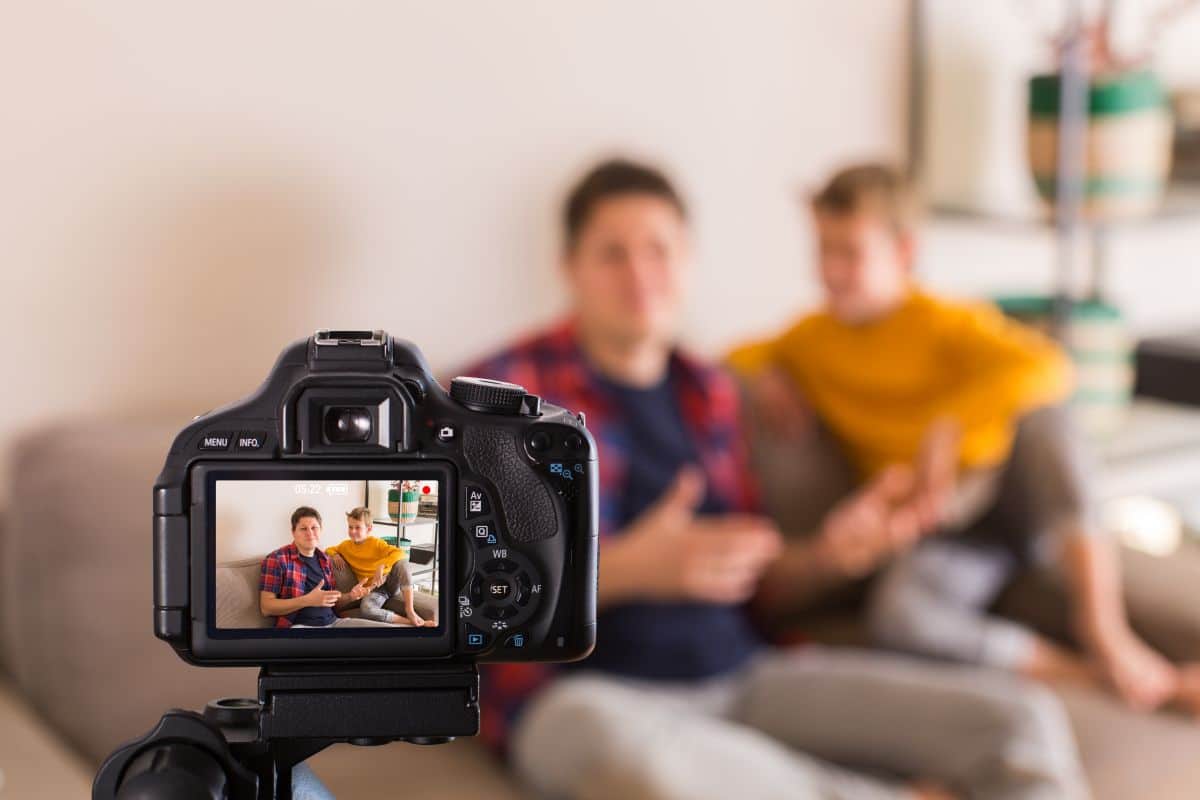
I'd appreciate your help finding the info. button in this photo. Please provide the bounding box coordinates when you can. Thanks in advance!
[198,432,232,451]
[236,432,268,451]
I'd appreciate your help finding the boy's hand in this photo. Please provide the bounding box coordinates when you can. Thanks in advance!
[347,578,369,602]
[304,580,341,608]
[816,465,924,578]
[329,554,347,572]
[369,564,387,590]
[606,467,783,606]
[910,418,960,532]
[748,367,811,439]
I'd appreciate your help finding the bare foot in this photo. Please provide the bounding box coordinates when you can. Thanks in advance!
[1173,664,1200,718]
[908,781,957,800]
[1091,628,1179,711]
[1020,637,1097,687]
[388,613,414,626]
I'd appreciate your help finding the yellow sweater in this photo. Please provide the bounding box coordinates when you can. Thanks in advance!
[728,291,1073,477]
[324,536,404,583]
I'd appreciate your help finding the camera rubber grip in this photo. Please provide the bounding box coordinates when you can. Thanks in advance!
[463,427,556,543]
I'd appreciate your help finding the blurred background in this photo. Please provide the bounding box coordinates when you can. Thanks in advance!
[4,1,1200,797]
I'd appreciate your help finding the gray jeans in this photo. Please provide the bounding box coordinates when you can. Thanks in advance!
[866,406,1098,669]
[512,647,1088,800]
[357,561,413,623]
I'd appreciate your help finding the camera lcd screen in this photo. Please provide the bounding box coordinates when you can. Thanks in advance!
[213,478,443,632]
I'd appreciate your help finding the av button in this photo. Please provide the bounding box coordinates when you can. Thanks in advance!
[464,486,491,519]
[235,432,268,450]
[199,432,232,451]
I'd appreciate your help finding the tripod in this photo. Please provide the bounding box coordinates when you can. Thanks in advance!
[94,664,479,800]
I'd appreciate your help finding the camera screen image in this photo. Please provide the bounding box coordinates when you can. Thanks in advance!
[214,478,442,632]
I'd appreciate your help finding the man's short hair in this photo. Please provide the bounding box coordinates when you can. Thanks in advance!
[564,158,687,251]
[345,506,372,524]
[811,163,920,237]
[291,506,322,530]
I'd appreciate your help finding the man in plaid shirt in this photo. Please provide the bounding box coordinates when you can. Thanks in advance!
[458,160,1088,799]
[258,506,373,628]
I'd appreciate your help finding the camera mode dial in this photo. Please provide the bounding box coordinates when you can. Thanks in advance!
[450,377,537,416]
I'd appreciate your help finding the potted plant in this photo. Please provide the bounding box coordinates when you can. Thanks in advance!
[1026,1,1197,219]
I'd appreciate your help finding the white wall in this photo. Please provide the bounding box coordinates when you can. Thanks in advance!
[215,479,370,564]
[215,478,439,562]
[0,0,915,501]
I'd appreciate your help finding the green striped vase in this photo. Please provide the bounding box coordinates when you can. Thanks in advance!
[1028,70,1173,220]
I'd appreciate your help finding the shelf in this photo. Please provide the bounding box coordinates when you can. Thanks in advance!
[931,181,1200,231]
[370,517,437,527]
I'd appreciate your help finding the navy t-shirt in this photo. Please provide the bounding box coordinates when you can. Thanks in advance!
[290,552,336,627]
[578,368,763,681]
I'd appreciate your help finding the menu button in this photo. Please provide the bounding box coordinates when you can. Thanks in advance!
[199,432,232,451]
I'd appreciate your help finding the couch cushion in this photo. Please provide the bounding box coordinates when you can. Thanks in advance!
[216,558,272,629]
[3,418,258,763]
[218,555,439,626]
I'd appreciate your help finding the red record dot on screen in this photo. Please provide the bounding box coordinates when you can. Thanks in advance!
[422,485,431,494]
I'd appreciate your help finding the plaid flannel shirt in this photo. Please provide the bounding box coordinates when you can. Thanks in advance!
[459,318,760,752]
[259,542,334,629]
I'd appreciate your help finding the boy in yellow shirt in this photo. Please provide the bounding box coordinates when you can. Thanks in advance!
[327,507,436,627]
[730,163,1196,713]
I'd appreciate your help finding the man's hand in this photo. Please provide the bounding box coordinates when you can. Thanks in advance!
[304,579,342,608]
[815,465,926,579]
[747,367,811,440]
[603,467,783,607]
[909,418,960,532]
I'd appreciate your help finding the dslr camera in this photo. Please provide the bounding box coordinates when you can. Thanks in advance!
[97,330,597,799]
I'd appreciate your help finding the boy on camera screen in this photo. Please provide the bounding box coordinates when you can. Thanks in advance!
[326,507,436,627]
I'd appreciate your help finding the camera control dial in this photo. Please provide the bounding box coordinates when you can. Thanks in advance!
[450,377,538,416]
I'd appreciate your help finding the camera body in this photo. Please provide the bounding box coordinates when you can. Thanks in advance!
[153,330,597,666]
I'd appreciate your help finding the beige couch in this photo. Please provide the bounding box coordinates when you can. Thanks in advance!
[215,558,437,629]
[4,417,1200,798]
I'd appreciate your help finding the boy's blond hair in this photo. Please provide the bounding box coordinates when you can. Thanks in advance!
[811,163,920,237]
[345,506,373,524]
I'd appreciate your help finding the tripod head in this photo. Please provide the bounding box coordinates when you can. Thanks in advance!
[94,664,479,800]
